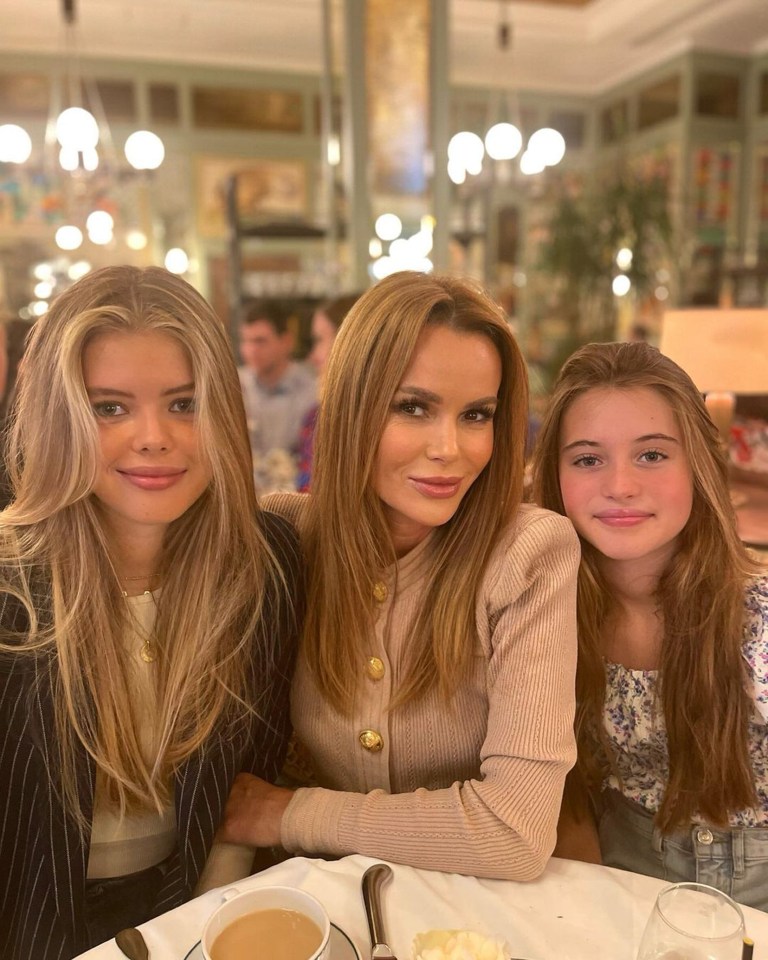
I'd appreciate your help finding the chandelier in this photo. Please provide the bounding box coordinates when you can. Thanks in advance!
[447,1,565,184]
[0,0,165,253]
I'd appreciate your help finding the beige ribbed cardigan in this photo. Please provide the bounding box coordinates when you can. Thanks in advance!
[263,492,579,880]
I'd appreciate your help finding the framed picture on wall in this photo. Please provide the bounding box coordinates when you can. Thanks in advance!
[195,155,307,238]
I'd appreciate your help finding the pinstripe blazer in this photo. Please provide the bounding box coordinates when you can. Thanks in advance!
[0,512,303,960]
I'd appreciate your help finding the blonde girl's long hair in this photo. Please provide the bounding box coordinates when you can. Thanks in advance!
[1,265,288,829]
[305,271,529,713]
[532,341,762,830]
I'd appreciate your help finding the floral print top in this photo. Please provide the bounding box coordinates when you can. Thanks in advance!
[604,575,768,826]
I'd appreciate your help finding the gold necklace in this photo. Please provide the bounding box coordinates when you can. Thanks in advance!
[120,572,161,582]
[121,589,157,663]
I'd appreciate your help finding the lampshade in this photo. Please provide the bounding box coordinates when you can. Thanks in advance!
[659,309,768,394]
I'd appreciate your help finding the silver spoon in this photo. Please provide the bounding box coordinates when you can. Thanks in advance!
[115,927,149,960]
[362,863,398,960]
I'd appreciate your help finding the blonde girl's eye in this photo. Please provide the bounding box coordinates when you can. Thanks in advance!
[170,396,197,414]
[92,401,126,418]
[639,448,668,464]
[572,453,601,468]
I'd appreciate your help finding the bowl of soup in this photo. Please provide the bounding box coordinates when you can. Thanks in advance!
[201,885,331,960]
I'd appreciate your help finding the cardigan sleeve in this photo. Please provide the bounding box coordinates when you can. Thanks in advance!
[280,510,579,880]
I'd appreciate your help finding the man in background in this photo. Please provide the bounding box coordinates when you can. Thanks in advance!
[238,299,316,490]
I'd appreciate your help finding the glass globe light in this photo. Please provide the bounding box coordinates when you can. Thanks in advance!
[86,211,114,234]
[165,248,189,274]
[484,122,522,161]
[448,131,484,169]
[616,247,633,271]
[126,230,148,251]
[370,256,396,280]
[55,225,83,251]
[374,213,402,242]
[59,146,79,172]
[124,130,165,171]
[81,147,99,171]
[56,107,99,150]
[68,261,92,280]
[612,274,631,297]
[0,124,32,163]
[519,150,546,175]
[527,127,566,167]
[447,158,466,185]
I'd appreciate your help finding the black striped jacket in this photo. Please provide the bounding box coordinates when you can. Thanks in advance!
[0,512,303,960]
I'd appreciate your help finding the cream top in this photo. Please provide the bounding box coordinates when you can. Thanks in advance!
[87,591,176,879]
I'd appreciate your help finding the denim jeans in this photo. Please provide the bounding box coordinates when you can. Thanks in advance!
[599,788,768,912]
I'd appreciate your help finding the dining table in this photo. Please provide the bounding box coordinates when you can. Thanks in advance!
[74,853,768,960]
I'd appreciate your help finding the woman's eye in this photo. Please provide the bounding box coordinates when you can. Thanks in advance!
[170,397,196,414]
[463,406,495,423]
[395,400,425,417]
[640,449,667,463]
[573,454,600,467]
[92,401,125,418]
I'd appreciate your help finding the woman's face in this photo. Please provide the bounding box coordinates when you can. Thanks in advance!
[558,386,693,580]
[373,325,501,557]
[82,329,212,548]
[308,310,337,375]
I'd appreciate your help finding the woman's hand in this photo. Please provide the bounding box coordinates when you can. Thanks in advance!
[218,773,294,847]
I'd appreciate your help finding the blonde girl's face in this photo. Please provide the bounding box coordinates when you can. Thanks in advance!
[373,324,501,558]
[82,329,212,546]
[558,386,694,579]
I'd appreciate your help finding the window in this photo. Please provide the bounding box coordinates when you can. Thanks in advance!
[638,75,681,130]
[696,72,740,119]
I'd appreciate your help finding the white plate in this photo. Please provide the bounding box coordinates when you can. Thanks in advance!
[182,921,361,960]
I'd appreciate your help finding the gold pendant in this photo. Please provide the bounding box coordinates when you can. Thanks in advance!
[140,638,156,663]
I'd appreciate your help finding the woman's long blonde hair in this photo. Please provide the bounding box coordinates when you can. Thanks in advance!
[304,271,529,712]
[1,265,287,828]
[532,341,762,830]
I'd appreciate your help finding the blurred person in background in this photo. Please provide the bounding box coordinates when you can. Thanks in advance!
[238,299,316,491]
[296,292,362,492]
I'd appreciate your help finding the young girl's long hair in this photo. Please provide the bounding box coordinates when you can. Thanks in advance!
[0,265,286,828]
[532,341,762,830]
[305,271,529,712]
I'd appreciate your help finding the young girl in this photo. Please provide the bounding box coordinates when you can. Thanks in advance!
[0,266,302,959]
[532,340,768,910]
[219,270,580,880]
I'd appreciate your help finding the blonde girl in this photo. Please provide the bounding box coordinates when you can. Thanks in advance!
[532,340,767,910]
[0,266,302,959]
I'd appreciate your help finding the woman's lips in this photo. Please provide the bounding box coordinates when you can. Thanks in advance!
[594,510,653,527]
[409,476,462,499]
[118,468,186,491]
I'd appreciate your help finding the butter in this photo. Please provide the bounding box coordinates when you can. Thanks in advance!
[412,929,511,960]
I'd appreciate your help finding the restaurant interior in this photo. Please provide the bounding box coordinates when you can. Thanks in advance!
[0,0,767,538]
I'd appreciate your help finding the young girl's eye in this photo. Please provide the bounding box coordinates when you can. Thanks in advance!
[92,401,126,418]
[573,453,601,468]
[639,448,667,464]
[170,397,197,414]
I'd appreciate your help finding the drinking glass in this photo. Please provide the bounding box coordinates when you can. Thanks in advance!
[636,882,745,960]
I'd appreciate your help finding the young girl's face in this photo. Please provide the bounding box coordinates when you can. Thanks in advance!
[83,329,212,546]
[558,386,693,577]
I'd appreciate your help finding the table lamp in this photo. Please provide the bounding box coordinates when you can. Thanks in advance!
[659,308,768,446]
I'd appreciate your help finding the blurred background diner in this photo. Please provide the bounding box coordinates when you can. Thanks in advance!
[0,0,766,523]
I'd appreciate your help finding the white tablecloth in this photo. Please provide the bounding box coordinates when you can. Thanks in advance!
[75,854,768,960]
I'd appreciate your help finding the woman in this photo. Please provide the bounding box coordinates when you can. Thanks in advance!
[296,292,361,492]
[222,271,579,880]
[532,341,768,909]
[0,266,302,959]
